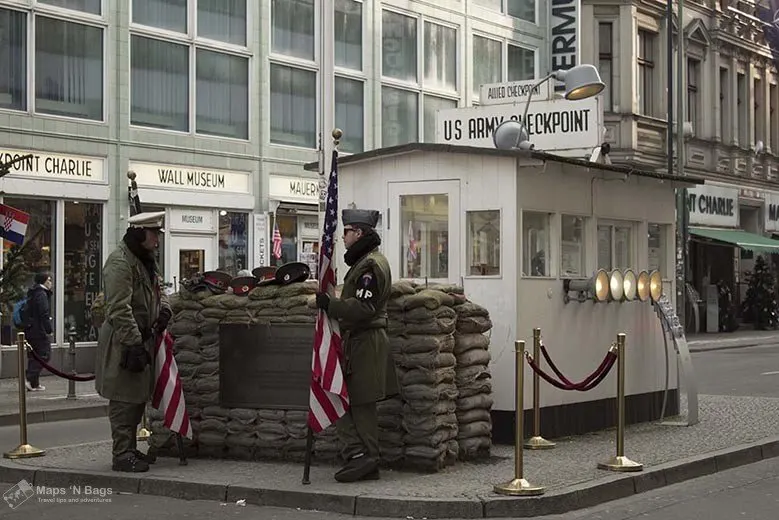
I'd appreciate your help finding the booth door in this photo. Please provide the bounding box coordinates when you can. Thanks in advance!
[388,181,460,284]
[170,235,215,286]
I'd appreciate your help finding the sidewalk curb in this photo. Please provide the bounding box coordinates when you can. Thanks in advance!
[688,336,779,352]
[0,404,108,427]
[1,435,778,518]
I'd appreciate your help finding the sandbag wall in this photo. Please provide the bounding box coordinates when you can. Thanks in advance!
[148,280,494,471]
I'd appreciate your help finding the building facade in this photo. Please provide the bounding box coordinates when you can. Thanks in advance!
[0,0,546,355]
[579,0,779,331]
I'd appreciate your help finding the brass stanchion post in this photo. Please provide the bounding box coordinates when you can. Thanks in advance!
[598,333,642,472]
[4,333,45,459]
[524,328,555,450]
[494,340,545,496]
[137,406,151,442]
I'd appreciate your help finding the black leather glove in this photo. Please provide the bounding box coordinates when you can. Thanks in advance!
[155,307,172,334]
[316,293,330,310]
[120,344,151,373]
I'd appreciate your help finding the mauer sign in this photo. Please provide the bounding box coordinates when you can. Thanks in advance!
[478,80,554,106]
[686,185,739,227]
[435,97,600,152]
[550,0,580,93]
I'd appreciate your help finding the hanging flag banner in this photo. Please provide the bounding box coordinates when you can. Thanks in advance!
[435,97,601,152]
[478,80,555,106]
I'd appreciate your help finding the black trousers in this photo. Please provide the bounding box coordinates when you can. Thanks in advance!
[26,336,51,388]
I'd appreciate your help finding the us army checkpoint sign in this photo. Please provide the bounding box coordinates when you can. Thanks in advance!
[434,97,602,154]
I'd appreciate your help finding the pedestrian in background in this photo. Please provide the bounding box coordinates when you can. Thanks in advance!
[25,272,53,392]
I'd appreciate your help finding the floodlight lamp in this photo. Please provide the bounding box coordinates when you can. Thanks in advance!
[636,271,650,302]
[594,269,610,302]
[554,64,606,101]
[493,120,530,150]
[622,269,637,301]
[608,270,624,301]
[562,269,609,303]
[649,270,663,302]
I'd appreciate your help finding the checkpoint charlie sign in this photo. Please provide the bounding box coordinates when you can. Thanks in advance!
[435,97,601,151]
[686,184,739,228]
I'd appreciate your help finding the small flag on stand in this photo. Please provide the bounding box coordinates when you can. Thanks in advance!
[152,330,192,439]
[0,204,29,246]
[272,220,283,260]
[308,149,349,433]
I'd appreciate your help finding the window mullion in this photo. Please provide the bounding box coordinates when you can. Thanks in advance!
[190,44,196,134]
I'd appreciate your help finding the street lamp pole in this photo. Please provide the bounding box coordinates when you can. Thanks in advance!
[674,0,688,330]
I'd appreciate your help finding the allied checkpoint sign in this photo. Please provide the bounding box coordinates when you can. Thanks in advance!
[478,79,554,106]
[435,96,602,156]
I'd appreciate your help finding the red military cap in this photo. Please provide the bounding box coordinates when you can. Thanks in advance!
[230,276,257,296]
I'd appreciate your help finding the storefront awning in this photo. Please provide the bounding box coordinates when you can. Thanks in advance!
[689,227,779,253]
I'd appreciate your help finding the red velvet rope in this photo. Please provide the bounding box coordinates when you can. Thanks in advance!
[26,344,96,382]
[541,341,615,390]
[525,350,617,392]
[577,353,617,391]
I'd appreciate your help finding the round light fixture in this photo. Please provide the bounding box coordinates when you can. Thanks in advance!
[594,269,610,302]
[622,269,637,301]
[492,120,533,150]
[558,64,607,101]
[608,269,624,301]
[636,271,650,302]
[649,270,663,302]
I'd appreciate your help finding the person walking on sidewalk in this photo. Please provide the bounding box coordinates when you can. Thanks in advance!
[24,272,53,392]
[315,208,399,483]
[95,211,172,473]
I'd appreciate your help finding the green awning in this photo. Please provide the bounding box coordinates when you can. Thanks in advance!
[689,227,779,254]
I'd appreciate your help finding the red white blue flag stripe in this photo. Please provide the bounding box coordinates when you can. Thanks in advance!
[152,330,193,439]
[0,204,29,246]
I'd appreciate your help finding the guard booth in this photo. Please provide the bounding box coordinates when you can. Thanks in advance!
[304,142,705,441]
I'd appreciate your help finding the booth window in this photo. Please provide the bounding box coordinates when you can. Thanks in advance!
[218,211,248,276]
[560,215,586,278]
[598,221,633,270]
[467,210,500,276]
[647,223,668,275]
[1,198,55,346]
[522,211,551,277]
[64,202,102,342]
[400,194,449,279]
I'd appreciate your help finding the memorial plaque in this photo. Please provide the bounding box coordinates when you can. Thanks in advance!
[219,322,315,410]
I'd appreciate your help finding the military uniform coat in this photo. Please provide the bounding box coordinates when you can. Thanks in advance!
[95,241,170,404]
[327,248,399,406]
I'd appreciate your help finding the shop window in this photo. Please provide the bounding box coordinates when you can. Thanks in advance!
[64,202,102,342]
[598,221,633,271]
[218,211,248,276]
[561,215,586,278]
[648,223,668,275]
[400,194,449,279]
[270,213,298,267]
[1,198,55,346]
[522,211,551,277]
[467,210,500,276]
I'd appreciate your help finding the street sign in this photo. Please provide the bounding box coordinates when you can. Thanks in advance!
[435,97,601,152]
[478,80,554,106]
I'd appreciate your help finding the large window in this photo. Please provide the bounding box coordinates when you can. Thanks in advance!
[1,198,55,346]
[473,0,535,23]
[64,202,102,342]
[381,10,459,145]
[130,0,249,139]
[400,194,449,279]
[472,35,537,103]
[335,0,362,70]
[688,58,700,135]
[335,77,364,153]
[637,30,655,116]
[598,22,614,112]
[561,215,586,278]
[467,210,500,276]
[218,211,248,276]
[597,221,633,271]
[522,211,550,277]
[0,4,104,120]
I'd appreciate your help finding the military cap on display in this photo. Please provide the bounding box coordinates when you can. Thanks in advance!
[203,271,231,291]
[275,262,311,286]
[342,209,380,228]
[252,266,278,285]
[230,276,257,296]
[237,269,253,277]
[127,211,166,230]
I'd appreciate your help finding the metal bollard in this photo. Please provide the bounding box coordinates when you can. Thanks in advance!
[524,328,555,450]
[4,333,45,459]
[598,333,643,472]
[66,325,77,400]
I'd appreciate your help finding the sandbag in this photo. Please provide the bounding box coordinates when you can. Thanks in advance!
[173,309,199,323]
[169,320,198,337]
[286,315,316,324]
[391,281,418,297]
[454,302,489,318]
[402,383,458,403]
[398,289,455,311]
[177,299,204,311]
[200,307,228,320]
[222,310,253,324]
[455,365,491,385]
[175,350,201,365]
[199,418,227,433]
[398,367,454,386]
[421,284,464,295]
[201,294,246,310]
[456,394,494,411]
[199,332,220,346]
[390,335,454,355]
[248,285,279,300]
[401,318,456,335]
[457,421,491,439]
[405,444,448,460]
[456,409,492,424]
[377,397,403,416]
[459,436,491,457]
[405,427,458,447]
[288,303,316,315]
[246,298,275,311]
[197,431,225,446]
[276,282,317,298]
[275,295,311,310]
[397,351,456,369]
[458,380,493,398]
[258,409,285,421]
[403,412,458,434]
[194,362,219,377]
[403,305,457,323]
[457,348,491,367]
[456,316,493,334]
[200,345,219,361]
[402,400,456,417]
[454,333,489,354]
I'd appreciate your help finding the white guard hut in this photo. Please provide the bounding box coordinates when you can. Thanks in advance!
[304,143,704,440]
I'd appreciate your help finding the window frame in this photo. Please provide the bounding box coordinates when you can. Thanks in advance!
[596,219,637,272]
[464,208,503,279]
[636,29,655,117]
[332,0,366,154]
[471,31,539,104]
[520,209,554,279]
[687,57,700,135]
[647,221,670,280]
[380,6,460,145]
[334,74,366,154]
[334,0,365,75]
[128,0,253,141]
[0,1,108,124]
[471,0,538,26]
[559,213,588,280]
[597,20,614,112]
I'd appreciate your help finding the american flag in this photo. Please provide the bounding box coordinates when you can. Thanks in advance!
[272,220,282,260]
[407,220,417,262]
[308,149,349,432]
[152,330,192,439]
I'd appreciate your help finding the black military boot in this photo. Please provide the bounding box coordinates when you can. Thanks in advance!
[133,448,156,464]
[112,451,150,473]
[334,453,378,483]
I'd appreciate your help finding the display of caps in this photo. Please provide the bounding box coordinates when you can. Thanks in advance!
[230,276,257,296]
[275,262,311,286]
[252,266,277,283]
[203,271,232,291]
